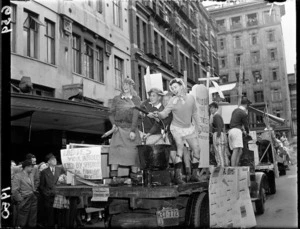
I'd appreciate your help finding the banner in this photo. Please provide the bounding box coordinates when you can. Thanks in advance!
[61,146,102,179]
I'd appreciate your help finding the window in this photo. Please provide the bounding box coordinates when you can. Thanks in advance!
[220,75,228,84]
[136,17,140,49]
[234,35,241,48]
[250,33,257,45]
[193,62,198,80]
[271,68,279,81]
[236,72,245,84]
[235,54,242,66]
[253,70,262,83]
[219,38,225,50]
[251,51,260,64]
[142,21,147,52]
[254,91,264,103]
[11,5,16,53]
[247,13,258,26]
[83,40,94,79]
[113,0,121,28]
[72,34,81,74]
[45,19,55,65]
[272,89,282,101]
[167,42,173,65]
[269,48,277,61]
[161,37,165,61]
[224,93,231,103]
[231,16,242,29]
[216,19,226,31]
[114,56,123,90]
[158,0,164,18]
[180,52,185,72]
[274,109,282,118]
[87,0,92,6]
[267,30,275,42]
[152,0,157,13]
[192,33,196,47]
[220,56,226,68]
[264,10,275,24]
[96,0,103,13]
[256,114,264,126]
[154,32,159,57]
[96,47,104,83]
[23,11,42,58]
[183,24,188,38]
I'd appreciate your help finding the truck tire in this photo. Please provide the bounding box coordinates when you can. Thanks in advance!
[188,192,210,228]
[255,185,266,215]
[267,171,276,195]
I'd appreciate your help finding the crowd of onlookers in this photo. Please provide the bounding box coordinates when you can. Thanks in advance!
[11,153,102,228]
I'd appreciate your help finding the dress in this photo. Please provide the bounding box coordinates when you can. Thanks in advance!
[109,94,142,166]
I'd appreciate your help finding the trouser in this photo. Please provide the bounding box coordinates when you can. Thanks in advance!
[44,196,55,227]
[17,193,37,227]
[213,132,230,166]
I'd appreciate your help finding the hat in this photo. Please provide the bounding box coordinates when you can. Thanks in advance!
[22,159,34,169]
[45,153,56,162]
[122,77,135,86]
[241,97,252,105]
[148,88,163,96]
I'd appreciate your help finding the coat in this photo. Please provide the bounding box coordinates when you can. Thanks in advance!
[12,171,35,202]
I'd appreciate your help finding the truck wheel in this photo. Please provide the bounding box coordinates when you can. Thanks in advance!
[189,192,209,228]
[255,186,266,215]
[267,171,276,195]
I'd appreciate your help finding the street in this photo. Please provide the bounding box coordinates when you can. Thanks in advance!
[256,163,298,228]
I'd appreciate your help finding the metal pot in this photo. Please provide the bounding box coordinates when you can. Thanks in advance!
[137,144,171,170]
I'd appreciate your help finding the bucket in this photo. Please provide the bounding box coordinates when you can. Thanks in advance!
[137,144,171,170]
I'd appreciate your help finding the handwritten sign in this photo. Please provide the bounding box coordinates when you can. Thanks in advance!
[61,146,102,180]
[1,6,12,34]
[91,187,109,202]
[190,84,210,167]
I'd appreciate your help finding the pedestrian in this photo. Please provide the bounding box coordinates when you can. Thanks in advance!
[228,97,251,166]
[39,153,65,227]
[25,153,40,191]
[36,161,48,227]
[108,78,142,185]
[140,87,165,144]
[148,78,202,184]
[12,159,38,228]
[209,102,230,166]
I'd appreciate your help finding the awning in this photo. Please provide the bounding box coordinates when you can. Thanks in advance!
[11,93,110,135]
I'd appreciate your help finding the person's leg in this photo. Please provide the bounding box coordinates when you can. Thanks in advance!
[110,164,119,185]
[231,148,239,166]
[172,134,185,184]
[186,137,201,182]
[236,148,243,166]
[27,195,38,227]
[17,197,30,227]
[182,146,191,181]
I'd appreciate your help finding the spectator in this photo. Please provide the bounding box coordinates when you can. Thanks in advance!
[25,153,40,191]
[39,153,65,227]
[280,132,289,147]
[12,159,38,227]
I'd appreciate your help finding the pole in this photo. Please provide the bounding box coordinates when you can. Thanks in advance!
[237,64,243,106]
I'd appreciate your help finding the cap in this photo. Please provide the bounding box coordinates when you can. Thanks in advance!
[241,97,252,105]
[148,87,163,96]
[45,153,56,162]
[22,159,34,168]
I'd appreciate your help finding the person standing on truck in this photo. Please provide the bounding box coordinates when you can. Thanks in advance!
[209,102,230,166]
[140,88,165,144]
[148,78,201,184]
[228,97,251,166]
[108,78,142,185]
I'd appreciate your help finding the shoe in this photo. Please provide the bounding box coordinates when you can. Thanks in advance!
[189,168,202,182]
[174,168,186,185]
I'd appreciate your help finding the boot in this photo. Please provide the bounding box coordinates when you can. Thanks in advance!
[110,170,119,186]
[174,163,186,185]
[185,167,191,182]
[168,164,175,183]
[189,163,201,182]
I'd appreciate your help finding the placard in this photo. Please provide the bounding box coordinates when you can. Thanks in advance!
[61,146,102,179]
[144,66,163,98]
[91,187,109,202]
[190,84,209,168]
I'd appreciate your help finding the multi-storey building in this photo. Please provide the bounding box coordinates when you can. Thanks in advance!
[207,1,292,135]
[10,0,131,160]
[128,0,218,100]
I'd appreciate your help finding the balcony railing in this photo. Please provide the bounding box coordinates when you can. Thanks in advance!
[231,22,242,30]
[247,19,258,27]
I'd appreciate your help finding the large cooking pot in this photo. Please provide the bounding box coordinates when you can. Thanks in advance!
[137,144,171,170]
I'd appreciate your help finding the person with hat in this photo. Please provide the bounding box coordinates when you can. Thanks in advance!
[140,87,165,144]
[25,153,40,191]
[228,97,251,166]
[108,78,142,185]
[148,78,202,184]
[12,159,38,227]
[209,102,230,166]
[39,153,65,227]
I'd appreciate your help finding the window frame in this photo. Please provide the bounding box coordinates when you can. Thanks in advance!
[113,0,122,28]
[45,19,55,65]
[96,46,104,83]
[72,33,81,74]
[83,40,94,79]
[114,56,124,90]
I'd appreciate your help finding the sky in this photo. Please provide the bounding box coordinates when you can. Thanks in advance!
[203,0,296,74]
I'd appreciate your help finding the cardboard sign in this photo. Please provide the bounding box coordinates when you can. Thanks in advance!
[190,84,210,168]
[144,67,163,98]
[209,167,256,228]
[91,187,109,202]
[61,146,102,180]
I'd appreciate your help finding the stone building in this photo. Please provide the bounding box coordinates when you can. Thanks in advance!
[207,1,292,135]
[128,0,218,100]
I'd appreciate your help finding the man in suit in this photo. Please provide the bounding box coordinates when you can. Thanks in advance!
[12,159,38,227]
[39,153,65,227]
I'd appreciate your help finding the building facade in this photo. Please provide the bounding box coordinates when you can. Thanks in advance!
[128,0,218,100]
[288,72,297,136]
[208,1,292,135]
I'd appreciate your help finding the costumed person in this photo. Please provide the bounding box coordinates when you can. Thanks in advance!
[280,132,289,147]
[12,159,38,228]
[148,78,201,184]
[108,77,142,185]
[209,102,230,166]
[140,88,165,144]
[228,97,251,166]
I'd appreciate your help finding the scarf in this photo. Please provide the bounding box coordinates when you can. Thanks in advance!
[172,94,186,105]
